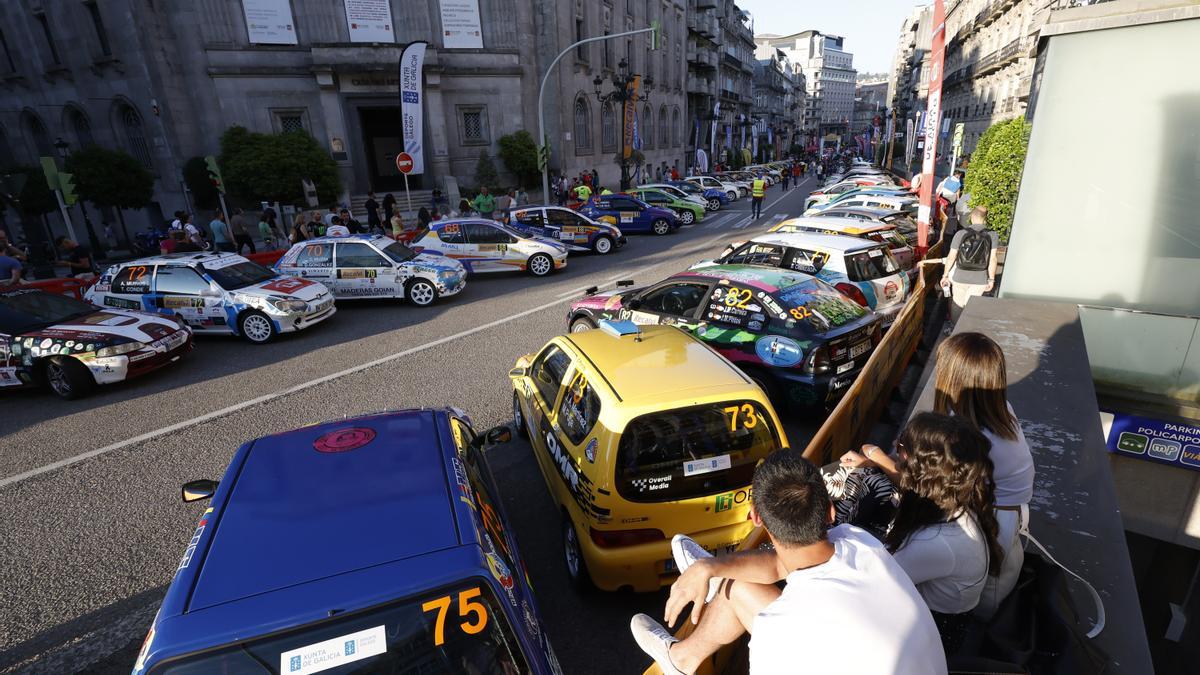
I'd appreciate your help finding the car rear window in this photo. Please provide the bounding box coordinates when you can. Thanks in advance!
[844,248,901,282]
[616,401,778,503]
[775,279,867,332]
[150,581,527,675]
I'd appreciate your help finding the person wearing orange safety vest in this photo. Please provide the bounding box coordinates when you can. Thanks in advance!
[750,176,766,219]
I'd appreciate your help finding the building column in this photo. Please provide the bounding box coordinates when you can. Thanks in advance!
[424,71,451,190]
[315,69,354,205]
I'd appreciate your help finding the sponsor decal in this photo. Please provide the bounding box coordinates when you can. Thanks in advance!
[163,296,205,309]
[755,335,803,368]
[337,268,378,279]
[279,625,387,675]
[0,367,21,387]
[104,296,141,310]
[313,427,377,453]
[260,277,316,293]
[884,280,899,299]
[585,438,598,463]
[714,487,751,513]
[176,507,213,572]
[684,454,732,477]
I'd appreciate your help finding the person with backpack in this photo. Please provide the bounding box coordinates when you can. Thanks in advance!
[934,206,999,323]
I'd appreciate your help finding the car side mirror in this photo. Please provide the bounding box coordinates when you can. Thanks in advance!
[626,297,643,311]
[473,425,513,450]
[508,366,526,379]
[182,479,218,503]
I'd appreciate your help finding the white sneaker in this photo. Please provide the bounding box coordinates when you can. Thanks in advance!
[630,614,685,675]
[671,534,722,604]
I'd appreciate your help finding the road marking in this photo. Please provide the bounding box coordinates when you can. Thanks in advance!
[0,229,743,490]
[732,215,754,229]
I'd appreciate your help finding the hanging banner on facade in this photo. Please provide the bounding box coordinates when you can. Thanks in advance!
[696,147,709,173]
[242,0,297,45]
[623,76,640,159]
[439,0,483,49]
[710,102,720,159]
[916,0,946,252]
[398,42,427,175]
[345,0,394,43]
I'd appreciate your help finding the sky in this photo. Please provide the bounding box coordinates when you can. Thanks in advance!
[736,0,929,75]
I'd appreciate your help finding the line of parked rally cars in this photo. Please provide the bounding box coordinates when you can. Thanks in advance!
[0,161,919,401]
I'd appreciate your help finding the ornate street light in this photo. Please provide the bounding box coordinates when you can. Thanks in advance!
[593,58,652,191]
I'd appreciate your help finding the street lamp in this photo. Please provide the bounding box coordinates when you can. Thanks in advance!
[592,58,652,191]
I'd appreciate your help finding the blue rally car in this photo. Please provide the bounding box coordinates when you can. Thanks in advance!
[508,205,626,255]
[134,409,562,675]
[577,194,680,236]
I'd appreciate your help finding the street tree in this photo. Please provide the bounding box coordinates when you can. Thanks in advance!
[218,126,341,206]
[473,150,499,191]
[497,130,539,189]
[0,165,59,272]
[64,146,155,247]
[962,117,1032,243]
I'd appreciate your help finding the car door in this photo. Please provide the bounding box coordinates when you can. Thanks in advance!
[624,280,713,327]
[105,264,154,311]
[721,242,787,270]
[464,222,518,272]
[333,241,396,298]
[605,197,647,232]
[637,190,673,210]
[151,265,224,328]
[521,344,583,508]
[545,208,594,247]
[0,330,21,388]
[288,242,336,287]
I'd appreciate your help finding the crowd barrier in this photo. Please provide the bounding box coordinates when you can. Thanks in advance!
[19,278,92,301]
[245,249,286,267]
[644,240,946,675]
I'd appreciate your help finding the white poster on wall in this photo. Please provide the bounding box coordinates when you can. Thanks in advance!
[242,0,297,45]
[438,0,483,49]
[345,0,395,43]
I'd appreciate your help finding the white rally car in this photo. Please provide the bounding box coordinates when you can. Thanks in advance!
[86,252,335,344]
[275,234,466,306]
[411,218,569,277]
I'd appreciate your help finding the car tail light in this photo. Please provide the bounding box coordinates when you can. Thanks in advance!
[803,345,830,375]
[836,282,869,307]
[590,527,664,548]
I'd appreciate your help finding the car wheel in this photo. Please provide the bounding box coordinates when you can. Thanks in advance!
[707,198,721,211]
[406,278,438,307]
[677,209,695,225]
[527,253,554,277]
[238,310,277,344]
[563,514,594,591]
[592,235,614,255]
[651,219,671,235]
[570,316,596,333]
[726,191,737,201]
[512,391,529,439]
[42,356,95,400]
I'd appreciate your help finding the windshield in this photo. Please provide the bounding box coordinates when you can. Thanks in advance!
[845,248,901,282]
[0,289,97,334]
[776,279,867,332]
[674,182,702,194]
[203,261,277,290]
[150,581,527,675]
[616,401,779,503]
[381,241,418,263]
[496,224,530,240]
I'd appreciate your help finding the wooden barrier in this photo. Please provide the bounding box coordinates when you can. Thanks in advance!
[20,278,92,301]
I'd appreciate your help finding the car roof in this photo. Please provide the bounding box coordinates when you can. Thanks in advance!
[117,252,244,267]
[295,234,393,246]
[671,265,819,293]
[181,410,468,613]
[560,325,753,404]
[777,216,891,232]
[748,231,879,252]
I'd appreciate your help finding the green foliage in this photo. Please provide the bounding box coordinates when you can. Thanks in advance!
[961,117,1031,243]
[473,150,500,191]
[183,156,220,210]
[218,126,341,205]
[64,146,155,210]
[497,131,539,188]
[1,165,57,215]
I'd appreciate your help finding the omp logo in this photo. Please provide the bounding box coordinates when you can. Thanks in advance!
[545,431,580,492]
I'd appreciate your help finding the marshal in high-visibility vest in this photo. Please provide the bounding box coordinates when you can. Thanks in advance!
[751,178,766,198]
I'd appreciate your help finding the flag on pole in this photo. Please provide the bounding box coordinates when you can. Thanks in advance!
[398,42,428,175]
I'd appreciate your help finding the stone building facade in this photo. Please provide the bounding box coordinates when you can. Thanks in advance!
[755,30,856,140]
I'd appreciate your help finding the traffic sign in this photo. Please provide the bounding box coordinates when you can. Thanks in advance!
[395,152,415,174]
[952,123,965,152]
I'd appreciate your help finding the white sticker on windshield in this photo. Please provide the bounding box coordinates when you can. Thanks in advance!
[279,625,387,675]
[868,249,883,257]
[203,255,246,269]
[684,454,732,477]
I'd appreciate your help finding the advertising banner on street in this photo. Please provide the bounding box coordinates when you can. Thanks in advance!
[398,42,427,175]
[345,0,394,43]
[242,0,297,45]
[623,76,640,159]
[438,0,483,49]
[916,0,946,252]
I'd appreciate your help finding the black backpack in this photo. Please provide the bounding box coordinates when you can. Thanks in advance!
[957,228,992,272]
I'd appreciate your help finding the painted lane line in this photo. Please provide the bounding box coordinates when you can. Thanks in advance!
[732,215,754,229]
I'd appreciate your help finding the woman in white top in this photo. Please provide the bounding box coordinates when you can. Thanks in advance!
[933,332,1035,618]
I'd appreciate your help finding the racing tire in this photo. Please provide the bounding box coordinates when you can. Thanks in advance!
[726,191,737,202]
[42,356,95,400]
[651,219,671,236]
[238,310,277,344]
[563,514,595,592]
[738,188,748,198]
[592,235,614,255]
[569,316,596,333]
[527,253,554,277]
[512,392,529,440]
[677,209,695,225]
[406,278,439,307]
[706,198,721,211]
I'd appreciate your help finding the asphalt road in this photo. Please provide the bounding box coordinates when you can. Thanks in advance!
[0,176,818,675]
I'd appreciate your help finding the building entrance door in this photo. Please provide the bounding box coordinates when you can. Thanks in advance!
[358,107,422,191]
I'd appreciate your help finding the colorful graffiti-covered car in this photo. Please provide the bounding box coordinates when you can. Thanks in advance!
[0,287,191,399]
[566,266,881,408]
[627,188,706,225]
[133,409,562,675]
[508,205,626,255]
[509,322,788,592]
[275,234,466,306]
[86,252,335,344]
[412,219,569,276]
[577,195,680,236]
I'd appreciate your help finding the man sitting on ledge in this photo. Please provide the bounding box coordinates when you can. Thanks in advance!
[630,449,946,675]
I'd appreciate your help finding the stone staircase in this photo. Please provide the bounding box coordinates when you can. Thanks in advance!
[349,190,436,223]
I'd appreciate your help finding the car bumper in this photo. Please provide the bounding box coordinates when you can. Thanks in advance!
[89,330,193,385]
[873,302,905,327]
[277,303,337,333]
[439,276,467,297]
[581,519,756,592]
[767,361,866,407]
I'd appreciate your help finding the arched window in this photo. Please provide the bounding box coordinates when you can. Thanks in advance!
[573,96,592,153]
[657,106,668,150]
[672,107,682,147]
[601,101,617,153]
[67,107,95,148]
[641,104,653,149]
[118,104,152,168]
[22,111,52,159]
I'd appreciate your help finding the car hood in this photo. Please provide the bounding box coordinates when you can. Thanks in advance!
[18,310,184,350]
[407,253,466,274]
[243,276,330,300]
[571,289,638,312]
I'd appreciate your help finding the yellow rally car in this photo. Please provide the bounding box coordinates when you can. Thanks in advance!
[508,320,789,592]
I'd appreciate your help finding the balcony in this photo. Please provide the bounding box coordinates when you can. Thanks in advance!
[720,88,740,102]
[699,14,719,39]
[722,51,740,69]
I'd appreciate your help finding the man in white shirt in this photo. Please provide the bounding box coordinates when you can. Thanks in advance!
[631,449,945,675]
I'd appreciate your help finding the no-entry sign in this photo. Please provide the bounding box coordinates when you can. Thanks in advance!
[395,152,414,174]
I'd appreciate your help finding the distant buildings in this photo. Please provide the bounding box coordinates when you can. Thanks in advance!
[755,30,857,142]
